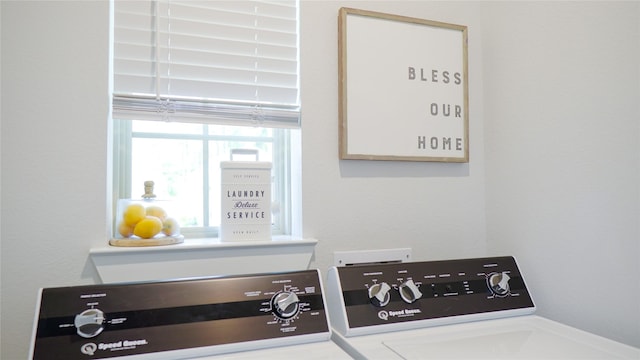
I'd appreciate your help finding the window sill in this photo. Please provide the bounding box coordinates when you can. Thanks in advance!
[89,236,318,283]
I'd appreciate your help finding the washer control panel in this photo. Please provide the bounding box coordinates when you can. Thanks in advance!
[30,270,329,359]
[327,256,536,336]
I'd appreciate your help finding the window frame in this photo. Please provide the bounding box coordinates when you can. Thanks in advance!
[111,119,292,239]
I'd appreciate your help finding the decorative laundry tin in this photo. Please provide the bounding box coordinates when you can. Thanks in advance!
[220,149,272,242]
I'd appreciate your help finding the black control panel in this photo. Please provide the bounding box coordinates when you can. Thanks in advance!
[327,256,535,334]
[30,270,330,359]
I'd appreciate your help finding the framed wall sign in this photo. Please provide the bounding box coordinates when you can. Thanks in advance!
[338,8,469,162]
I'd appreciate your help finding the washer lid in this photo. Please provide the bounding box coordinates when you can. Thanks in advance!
[365,316,639,359]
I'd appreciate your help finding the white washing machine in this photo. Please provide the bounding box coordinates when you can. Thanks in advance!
[29,269,351,359]
[326,256,640,359]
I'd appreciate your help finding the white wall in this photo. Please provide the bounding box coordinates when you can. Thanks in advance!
[301,0,640,348]
[482,2,640,347]
[1,2,110,359]
[301,0,488,274]
[1,1,638,359]
[0,0,3,353]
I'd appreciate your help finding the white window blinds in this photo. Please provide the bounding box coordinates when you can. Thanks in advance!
[113,0,299,127]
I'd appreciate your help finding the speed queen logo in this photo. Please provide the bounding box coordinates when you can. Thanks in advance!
[378,308,422,320]
[80,343,97,356]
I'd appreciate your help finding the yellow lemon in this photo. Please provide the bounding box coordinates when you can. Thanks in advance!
[162,217,180,236]
[123,204,146,226]
[117,221,134,238]
[133,216,163,239]
[145,205,167,222]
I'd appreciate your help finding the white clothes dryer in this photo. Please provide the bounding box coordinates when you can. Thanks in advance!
[326,256,639,359]
[29,269,351,359]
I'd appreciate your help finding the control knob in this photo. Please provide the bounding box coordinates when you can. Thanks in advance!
[74,308,105,338]
[272,292,300,319]
[368,282,391,307]
[488,272,511,296]
[399,279,422,303]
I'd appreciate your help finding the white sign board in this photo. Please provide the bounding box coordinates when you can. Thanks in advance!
[339,8,469,162]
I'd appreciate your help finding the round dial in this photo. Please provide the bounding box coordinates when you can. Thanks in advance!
[74,308,105,338]
[368,282,391,307]
[399,279,422,304]
[487,272,511,296]
[271,292,300,319]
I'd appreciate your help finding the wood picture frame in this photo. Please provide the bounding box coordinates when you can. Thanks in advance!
[338,8,469,162]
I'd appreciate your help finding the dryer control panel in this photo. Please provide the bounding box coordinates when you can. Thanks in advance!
[30,270,330,359]
[326,256,536,336]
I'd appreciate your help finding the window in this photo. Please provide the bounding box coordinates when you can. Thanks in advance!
[112,0,300,239]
